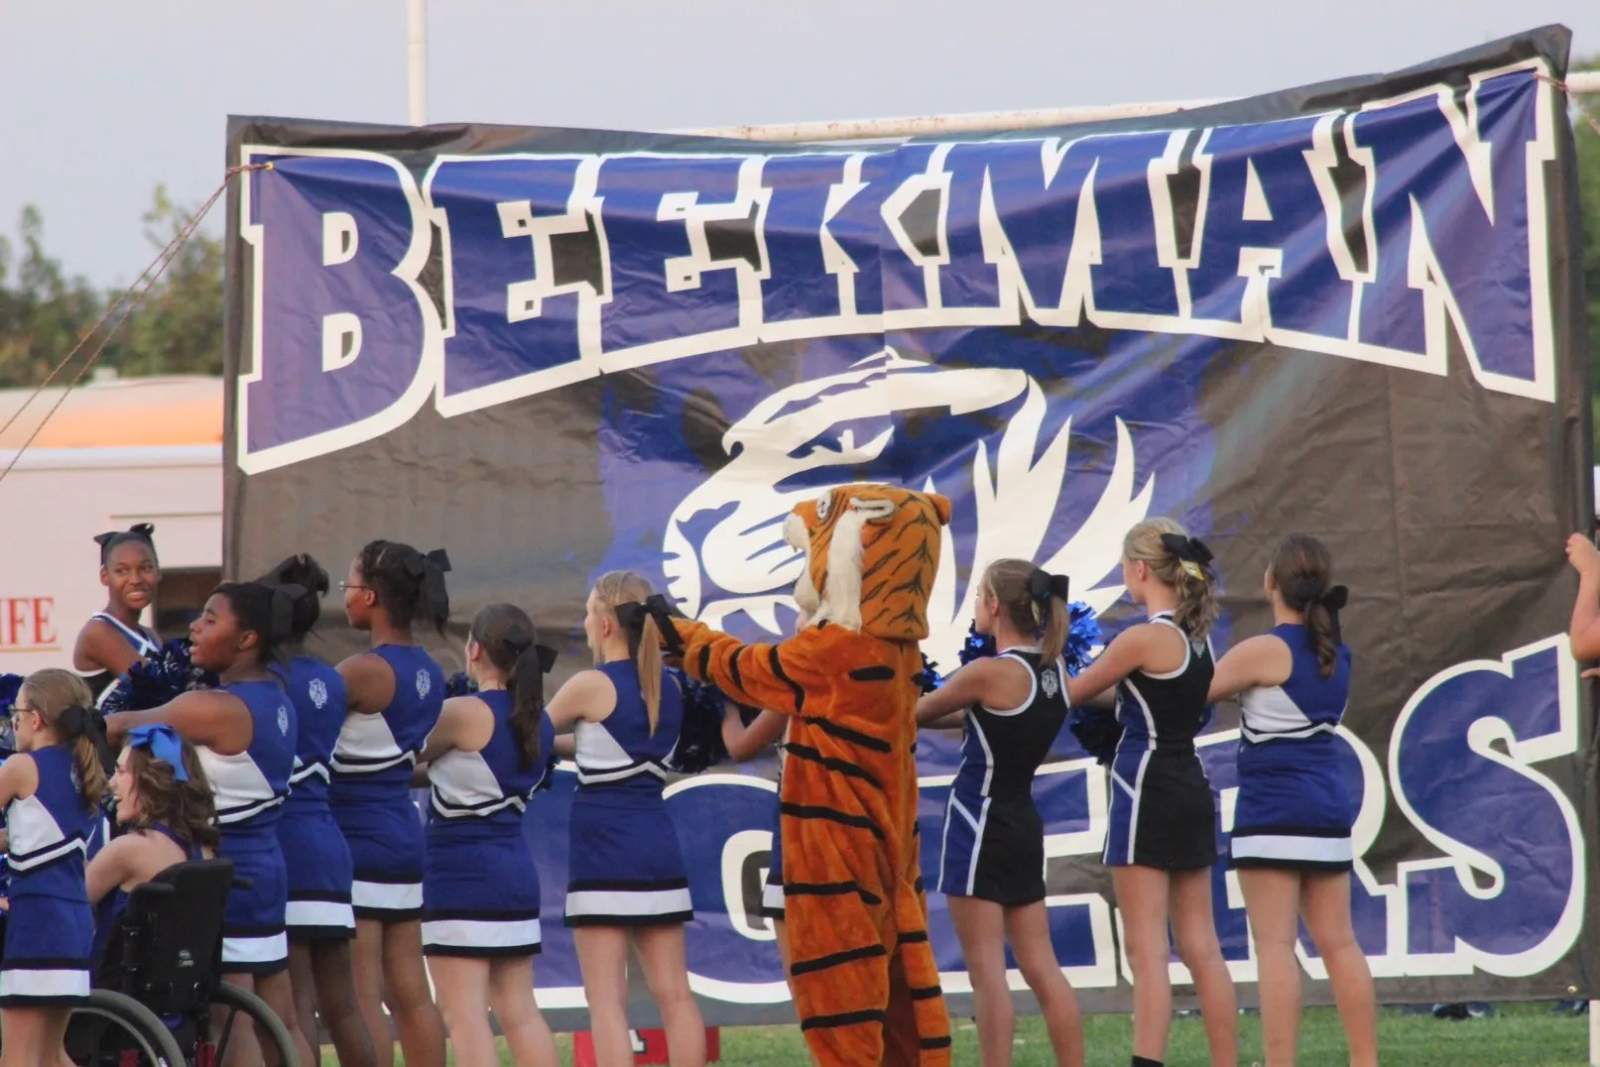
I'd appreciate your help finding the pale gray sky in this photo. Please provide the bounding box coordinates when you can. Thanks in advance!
[0,1,1594,288]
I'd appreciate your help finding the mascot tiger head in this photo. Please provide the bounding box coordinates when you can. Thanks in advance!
[783,484,952,643]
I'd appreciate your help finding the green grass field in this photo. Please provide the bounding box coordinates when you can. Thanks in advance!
[390,1002,1591,1065]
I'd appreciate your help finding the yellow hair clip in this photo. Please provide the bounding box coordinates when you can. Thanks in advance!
[1180,560,1206,581]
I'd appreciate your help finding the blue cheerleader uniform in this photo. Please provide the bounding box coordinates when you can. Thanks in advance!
[200,679,296,974]
[422,690,553,957]
[329,645,444,922]
[1,744,95,1006]
[1103,612,1218,870]
[564,662,691,928]
[1231,624,1355,871]
[938,647,1069,904]
[274,655,358,940]
[83,612,161,709]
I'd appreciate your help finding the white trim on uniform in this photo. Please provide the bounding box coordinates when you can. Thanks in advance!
[980,651,1040,717]
[0,967,89,999]
[1141,615,1192,680]
[1230,833,1353,864]
[965,796,991,896]
[564,886,693,919]
[968,715,997,796]
[222,932,289,965]
[422,917,541,950]
[352,880,423,912]
[287,899,357,930]
[1120,677,1160,864]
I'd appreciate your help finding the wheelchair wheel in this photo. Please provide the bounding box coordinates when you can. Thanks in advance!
[207,983,298,1067]
[68,987,188,1067]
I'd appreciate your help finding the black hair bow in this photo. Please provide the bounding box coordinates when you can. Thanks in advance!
[401,548,452,621]
[93,522,155,550]
[1028,570,1070,605]
[269,584,307,641]
[1159,533,1214,581]
[57,704,114,774]
[1290,579,1349,644]
[617,595,686,658]
[261,553,330,597]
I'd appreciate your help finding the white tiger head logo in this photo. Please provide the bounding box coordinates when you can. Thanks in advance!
[661,348,1154,668]
[308,678,329,710]
[277,704,291,736]
[415,669,432,699]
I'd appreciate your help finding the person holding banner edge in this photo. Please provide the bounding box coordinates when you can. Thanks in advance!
[1207,535,1376,1067]
[334,542,451,1067]
[913,558,1086,1067]
[1064,518,1237,1067]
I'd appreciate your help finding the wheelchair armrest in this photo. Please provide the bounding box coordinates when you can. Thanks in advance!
[137,883,176,897]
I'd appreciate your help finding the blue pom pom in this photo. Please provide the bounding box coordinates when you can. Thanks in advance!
[666,670,733,774]
[913,653,943,695]
[445,671,477,698]
[1063,601,1102,677]
[100,639,216,714]
[958,623,996,666]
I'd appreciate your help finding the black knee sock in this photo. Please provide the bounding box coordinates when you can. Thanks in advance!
[1132,1057,1164,1067]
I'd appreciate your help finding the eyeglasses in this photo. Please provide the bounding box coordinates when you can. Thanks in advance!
[338,582,369,593]
[9,706,34,727]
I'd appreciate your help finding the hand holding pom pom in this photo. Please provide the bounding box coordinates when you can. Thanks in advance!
[445,671,478,698]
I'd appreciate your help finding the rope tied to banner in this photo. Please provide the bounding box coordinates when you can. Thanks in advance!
[1536,73,1600,138]
[0,161,275,489]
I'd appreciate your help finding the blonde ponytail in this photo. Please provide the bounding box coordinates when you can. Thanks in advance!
[1122,518,1219,641]
[592,570,666,734]
[638,615,663,735]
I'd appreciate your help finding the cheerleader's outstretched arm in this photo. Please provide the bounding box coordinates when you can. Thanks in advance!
[419,695,494,764]
[104,691,253,753]
[724,708,786,763]
[1064,625,1163,707]
[1209,635,1292,703]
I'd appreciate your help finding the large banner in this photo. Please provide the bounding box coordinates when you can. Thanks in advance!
[225,26,1593,1022]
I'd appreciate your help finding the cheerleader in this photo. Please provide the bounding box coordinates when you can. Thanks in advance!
[1064,518,1236,1067]
[1207,536,1376,1067]
[73,524,162,706]
[333,541,449,1067]
[418,604,559,1067]
[104,581,313,1067]
[722,709,789,971]
[913,559,1084,1067]
[87,727,217,967]
[0,670,105,1067]
[260,555,377,1067]
[545,571,705,1067]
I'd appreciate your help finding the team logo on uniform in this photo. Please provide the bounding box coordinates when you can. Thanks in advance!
[661,349,1154,668]
[415,669,431,699]
[1040,668,1060,699]
[277,704,290,736]
[308,678,328,709]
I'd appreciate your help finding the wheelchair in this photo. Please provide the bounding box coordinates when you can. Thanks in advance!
[81,858,299,1067]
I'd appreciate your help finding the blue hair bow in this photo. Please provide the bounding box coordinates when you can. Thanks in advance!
[127,724,187,781]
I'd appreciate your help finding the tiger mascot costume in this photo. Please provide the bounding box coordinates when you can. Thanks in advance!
[657,483,953,1066]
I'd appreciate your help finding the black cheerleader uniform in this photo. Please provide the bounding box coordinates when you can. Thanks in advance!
[1103,612,1218,870]
[937,647,1070,905]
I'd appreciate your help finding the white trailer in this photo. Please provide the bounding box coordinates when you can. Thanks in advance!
[0,375,222,674]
